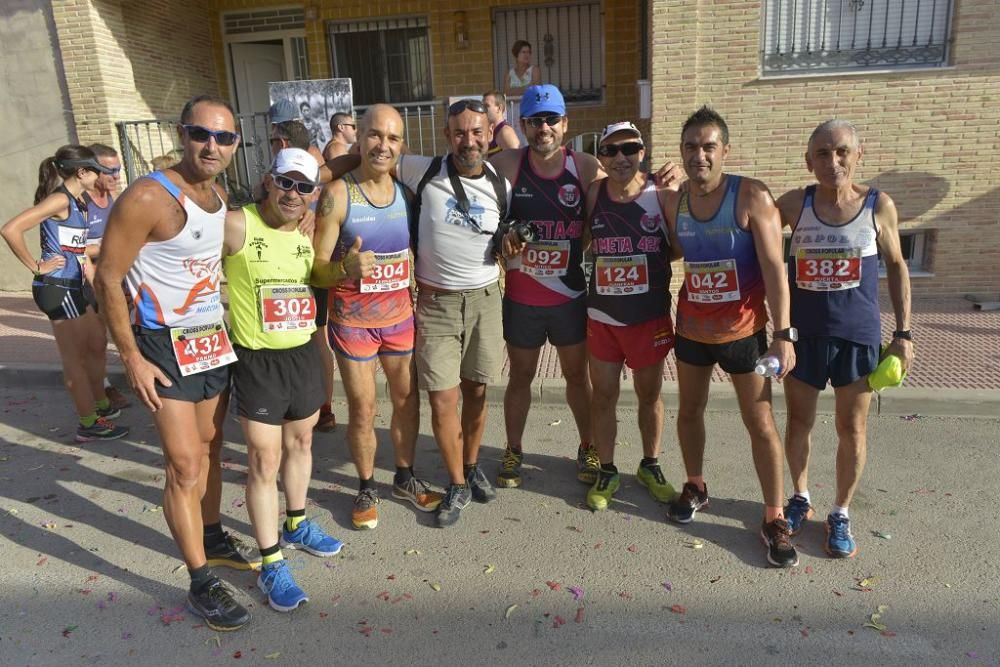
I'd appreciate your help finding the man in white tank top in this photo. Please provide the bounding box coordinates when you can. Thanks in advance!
[776,120,913,561]
[95,95,256,632]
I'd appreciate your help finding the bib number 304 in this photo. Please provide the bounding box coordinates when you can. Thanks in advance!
[170,322,237,377]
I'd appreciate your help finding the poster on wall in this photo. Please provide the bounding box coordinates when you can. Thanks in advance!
[268,78,353,149]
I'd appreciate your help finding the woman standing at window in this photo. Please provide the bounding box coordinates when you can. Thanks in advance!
[1,145,129,442]
[504,39,542,97]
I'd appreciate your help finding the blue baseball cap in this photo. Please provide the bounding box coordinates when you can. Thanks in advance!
[520,84,566,118]
[268,99,300,124]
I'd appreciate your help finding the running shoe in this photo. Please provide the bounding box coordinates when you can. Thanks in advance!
[576,445,600,485]
[258,560,308,612]
[352,488,380,530]
[280,519,343,557]
[187,578,251,631]
[314,409,336,432]
[761,518,799,568]
[466,463,496,503]
[666,482,710,524]
[825,513,858,558]
[436,484,472,528]
[497,448,523,488]
[392,477,442,512]
[586,470,620,511]
[75,417,129,443]
[105,386,131,410]
[784,494,815,536]
[205,533,262,570]
[636,463,676,503]
[96,405,121,420]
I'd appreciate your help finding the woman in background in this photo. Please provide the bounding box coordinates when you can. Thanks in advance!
[1,145,129,443]
[504,39,542,97]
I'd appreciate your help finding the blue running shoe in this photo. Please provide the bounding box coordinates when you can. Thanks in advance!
[257,560,308,612]
[825,513,858,558]
[784,494,814,536]
[280,519,343,557]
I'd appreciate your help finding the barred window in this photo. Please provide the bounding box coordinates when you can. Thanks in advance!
[328,17,432,105]
[492,2,604,103]
[761,0,954,75]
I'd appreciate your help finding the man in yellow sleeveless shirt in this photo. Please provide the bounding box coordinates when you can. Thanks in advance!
[223,148,344,613]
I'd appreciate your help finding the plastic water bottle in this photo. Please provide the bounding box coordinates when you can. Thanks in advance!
[754,355,781,378]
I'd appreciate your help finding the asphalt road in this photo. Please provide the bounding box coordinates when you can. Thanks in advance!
[0,386,997,666]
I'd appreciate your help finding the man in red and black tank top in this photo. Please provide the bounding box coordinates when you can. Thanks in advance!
[489,85,602,489]
[484,91,520,156]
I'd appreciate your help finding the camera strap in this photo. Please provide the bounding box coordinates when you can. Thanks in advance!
[445,154,508,232]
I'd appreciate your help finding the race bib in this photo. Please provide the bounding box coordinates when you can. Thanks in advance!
[521,240,570,278]
[795,247,862,291]
[684,258,740,303]
[360,250,410,293]
[170,322,237,377]
[58,225,87,251]
[260,284,316,332]
[594,255,649,295]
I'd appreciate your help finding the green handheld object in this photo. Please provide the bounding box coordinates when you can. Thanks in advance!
[868,350,906,392]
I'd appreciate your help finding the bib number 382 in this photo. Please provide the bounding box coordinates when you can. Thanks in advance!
[260,284,315,332]
[170,322,237,377]
[795,247,862,291]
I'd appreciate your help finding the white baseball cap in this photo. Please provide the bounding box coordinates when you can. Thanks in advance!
[599,121,643,145]
[271,148,319,183]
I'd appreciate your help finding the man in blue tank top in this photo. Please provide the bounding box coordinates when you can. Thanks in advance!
[777,120,913,560]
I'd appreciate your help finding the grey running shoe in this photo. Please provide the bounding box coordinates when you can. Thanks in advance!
[436,484,472,528]
[466,463,496,503]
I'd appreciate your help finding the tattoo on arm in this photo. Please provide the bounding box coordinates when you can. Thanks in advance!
[317,190,335,217]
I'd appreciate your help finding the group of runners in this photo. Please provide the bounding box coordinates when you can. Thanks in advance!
[1,83,913,632]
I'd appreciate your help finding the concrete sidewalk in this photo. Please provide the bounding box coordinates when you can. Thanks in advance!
[2,293,998,417]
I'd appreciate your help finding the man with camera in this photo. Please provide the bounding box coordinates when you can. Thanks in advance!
[392,98,511,527]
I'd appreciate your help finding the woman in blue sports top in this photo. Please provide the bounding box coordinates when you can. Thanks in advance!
[1,145,128,443]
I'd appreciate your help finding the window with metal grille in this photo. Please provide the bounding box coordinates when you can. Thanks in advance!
[761,0,954,75]
[492,2,604,103]
[327,17,432,105]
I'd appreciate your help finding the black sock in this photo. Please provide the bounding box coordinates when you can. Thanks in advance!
[600,463,618,474]
[189,565,214,592]
[359,477,376,491]
[259,543,281,559]
[452,482,468,490]
[463,463,477,476]
[203,522,225,547]
[394,466,414,486]
[640,457,658,468]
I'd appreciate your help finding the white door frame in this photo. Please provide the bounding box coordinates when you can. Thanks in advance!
[221,17,307,112]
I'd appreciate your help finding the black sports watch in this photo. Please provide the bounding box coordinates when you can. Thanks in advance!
[773,327,799,342]
[892,330,913,341]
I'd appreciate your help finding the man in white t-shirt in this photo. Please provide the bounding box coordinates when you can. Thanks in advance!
[394,99,510,527]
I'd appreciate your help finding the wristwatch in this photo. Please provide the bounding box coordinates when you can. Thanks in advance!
[773,327,799,342]
[892,330,913,341]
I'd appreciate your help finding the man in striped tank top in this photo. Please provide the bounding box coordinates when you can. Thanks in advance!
[777,120,913,560]
[663,107,800,568]
[96,96,256,631]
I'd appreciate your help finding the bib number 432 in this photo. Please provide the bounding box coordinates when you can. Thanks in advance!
[170,322,237,377]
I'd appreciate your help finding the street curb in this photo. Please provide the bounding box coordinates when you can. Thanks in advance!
[3,362,997,418]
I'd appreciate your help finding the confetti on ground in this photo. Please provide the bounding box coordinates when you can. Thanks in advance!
[142,505,162,513]
[233,651,242,659]
[804,566,814,574]
[900,413,922,421]
[429,582,441,592]
[171,564,185,574]
[62,625,78,638]
[265,653,281,659]
[864,605,889,632]
[546,581,562,591]
[552,615,566,628]
[575,607,585,623]
[626,544,638,553]
[548,420,562,426]
[670,604,687,614]
[483,564,496,574]
[618,591,633,601]
[709,576,722,584]
[404,549,421,556]
[684,539,704,549]
[36,557,47,566]
[662,581,673,592]
[504,604,518,620]
[566,525,582,533]
[568,586,584,601]
[41,522,57,530]
[205,636,221,648]
[858,576,878,589]
[872,531,892,540]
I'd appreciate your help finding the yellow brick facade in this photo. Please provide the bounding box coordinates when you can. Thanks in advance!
[649,0,1000,296]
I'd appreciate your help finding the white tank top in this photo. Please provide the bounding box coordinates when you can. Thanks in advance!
[508,65,533,88]
[126,171,225,329]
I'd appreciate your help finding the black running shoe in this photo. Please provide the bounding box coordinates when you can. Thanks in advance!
[205,533,261,570]
[666,482,710,524]
[466,463,496,503]
[761,518,800,568]
[187,578,251,631]
[436,484,472,528]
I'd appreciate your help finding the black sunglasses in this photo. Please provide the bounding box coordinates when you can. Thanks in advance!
[524,115,564,129]
[272,174,318,195]
[182,124,240,146]
[597,142,644,158]
[448,99,486,116]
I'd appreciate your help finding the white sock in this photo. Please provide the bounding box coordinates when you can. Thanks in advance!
[794,490,811,504]
[830,505,849,519]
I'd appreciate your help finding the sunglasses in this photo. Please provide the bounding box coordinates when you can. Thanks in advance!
[182,124,240,146]
[272,174,318,195]
[106,166,122,176]
[448,99,486,116]
[524,115,564,129]
[597,142,644,158]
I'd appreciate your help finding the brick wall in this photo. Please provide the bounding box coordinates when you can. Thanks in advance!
[52,0,220,156]
[649,0,1000,297]
[208,0,645,150]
